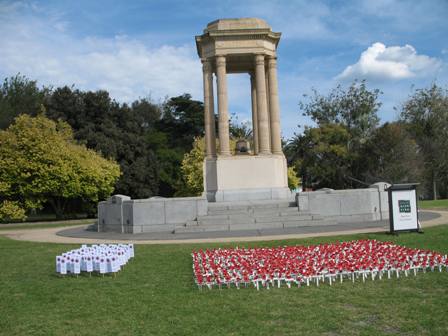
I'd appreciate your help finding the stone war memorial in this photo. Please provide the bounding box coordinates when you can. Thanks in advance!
[98,18,390,234]
[196,18,289,202]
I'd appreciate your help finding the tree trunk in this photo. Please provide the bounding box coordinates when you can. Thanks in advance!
[49,198,67,220]
[433,178,437,200]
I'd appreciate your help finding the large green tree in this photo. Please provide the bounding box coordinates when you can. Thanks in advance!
[45,86,160,198]
[0,76,209,200]
[300,80,381,140]
[159,94,205,151]
[178,137,206,196]
[286,124,351,189]
[360,122,423,184]
[155,94,206,195]
[287,80,382,189]
[0,114,121,221]
[0,75,49,129]
[400,84,448,199]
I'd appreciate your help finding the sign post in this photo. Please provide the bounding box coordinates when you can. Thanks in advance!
[387,183,421,234]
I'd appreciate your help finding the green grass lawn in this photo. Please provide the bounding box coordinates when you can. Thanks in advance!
[1,226,448,336]
[0,219,94,231]
[420,199,448,210]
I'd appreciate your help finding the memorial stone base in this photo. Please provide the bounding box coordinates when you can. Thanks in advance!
[203,154,291,202]
[97,183,390,234]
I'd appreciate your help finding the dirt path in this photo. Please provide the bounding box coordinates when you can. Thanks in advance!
[1,210,447,245]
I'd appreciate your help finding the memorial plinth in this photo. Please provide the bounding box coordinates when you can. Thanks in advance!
[204,154,289,202]
[196,18,289,202]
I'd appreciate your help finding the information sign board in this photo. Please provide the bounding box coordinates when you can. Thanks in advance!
[387,184,420,233]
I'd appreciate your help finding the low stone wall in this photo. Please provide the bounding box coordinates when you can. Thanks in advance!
[98,185,390,234]
[98,195,207,233]
[296,186,389,223]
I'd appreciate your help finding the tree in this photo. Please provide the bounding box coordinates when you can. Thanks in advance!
[361,122,423,184]
[399,84,448,199]
[229,114,253,140]
[178,137,206,196]
[287,166,300,190]
[0,75,49,129]
[0,76,214,200]
[45,87,160,198]
[0,114,120,221]
[286,124,351,189]
[156,94,206,195]
[287,80,383,189]
[299,80,381,140]
[159,94,205,151]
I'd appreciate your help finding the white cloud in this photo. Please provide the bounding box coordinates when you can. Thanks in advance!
[0,3,202,102]
[337,42,441,81]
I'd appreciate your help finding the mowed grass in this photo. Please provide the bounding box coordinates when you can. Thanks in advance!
[420,199,448,210]
[1,226,448,336]
[0,219,94,231]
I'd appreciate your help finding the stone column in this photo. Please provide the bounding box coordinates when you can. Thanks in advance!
[254,54,271,154]
[250,73,259,154]
[215,55,231,156]
[202,58,216,158]
[265,69,271,149]
[268,56,283,154]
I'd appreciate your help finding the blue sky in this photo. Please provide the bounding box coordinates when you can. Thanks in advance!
[1,0,447,139]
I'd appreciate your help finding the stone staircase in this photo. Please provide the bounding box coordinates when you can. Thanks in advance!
[174,199,336,233]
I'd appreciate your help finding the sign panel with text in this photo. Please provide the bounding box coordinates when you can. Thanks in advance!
[387,184,420,233]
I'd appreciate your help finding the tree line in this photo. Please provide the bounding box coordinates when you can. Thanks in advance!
[0,75,446,220]
[0,113,120,220]
[285,80,448,199]
[0,75,206,220]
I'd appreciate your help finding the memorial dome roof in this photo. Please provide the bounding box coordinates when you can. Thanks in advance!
[206,18,271,31]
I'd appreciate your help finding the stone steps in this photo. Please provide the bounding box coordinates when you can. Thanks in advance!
[196,210,313,221]
[188,215,330,227]
[172,199,334,234]
[251,206,301,215]
[254,214,313,223]
[207,199,295,212]
[206,202,301,216]
[174,217,336,234]
[196,213,251,220]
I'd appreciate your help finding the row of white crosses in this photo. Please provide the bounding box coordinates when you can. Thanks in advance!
[56,244,134,276]
[192,240,448,290]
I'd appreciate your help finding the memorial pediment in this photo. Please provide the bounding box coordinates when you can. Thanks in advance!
[196,18,281,64]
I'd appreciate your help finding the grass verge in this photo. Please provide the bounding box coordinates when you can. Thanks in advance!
[420,199,448,210]
[0,219,94,231]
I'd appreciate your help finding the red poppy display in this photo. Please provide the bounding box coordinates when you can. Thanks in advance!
[192,240,448,290]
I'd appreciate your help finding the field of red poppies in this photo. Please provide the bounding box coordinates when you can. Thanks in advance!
[193,240,448,290]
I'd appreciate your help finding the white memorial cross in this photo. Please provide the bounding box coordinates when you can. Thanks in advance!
[55,244,135,276]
